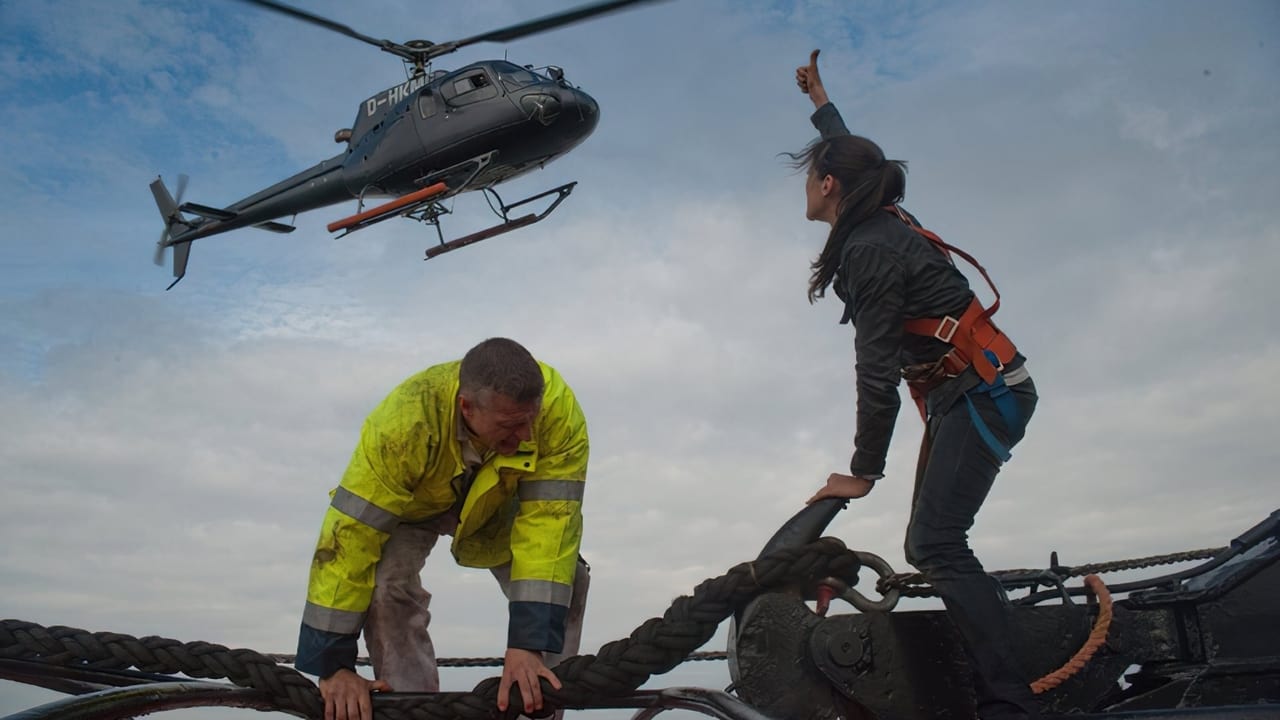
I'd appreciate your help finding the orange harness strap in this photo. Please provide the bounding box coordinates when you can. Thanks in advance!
[887,206,1018,421]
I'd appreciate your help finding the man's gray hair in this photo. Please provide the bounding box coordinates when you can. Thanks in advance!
[458,338,544,405]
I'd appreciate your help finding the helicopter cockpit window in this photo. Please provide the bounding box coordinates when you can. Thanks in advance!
[492,61,540,92]
[442,70,498,107]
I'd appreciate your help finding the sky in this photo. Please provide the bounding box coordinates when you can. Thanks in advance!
[1,0,1278,718]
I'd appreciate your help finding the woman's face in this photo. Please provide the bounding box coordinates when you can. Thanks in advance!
[805,168,837,224]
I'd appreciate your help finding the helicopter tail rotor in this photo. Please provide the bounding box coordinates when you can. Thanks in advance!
[152,174,187,264]
[149,174,193,288]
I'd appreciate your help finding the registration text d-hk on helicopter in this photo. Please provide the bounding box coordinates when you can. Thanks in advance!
[150,0,664,289]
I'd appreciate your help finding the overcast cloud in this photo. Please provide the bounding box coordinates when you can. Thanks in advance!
[2,1,1278,717]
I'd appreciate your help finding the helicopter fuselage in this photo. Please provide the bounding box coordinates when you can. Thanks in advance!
[343,60,600,197]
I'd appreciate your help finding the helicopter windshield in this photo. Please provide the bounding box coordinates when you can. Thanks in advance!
[492,61,545,92]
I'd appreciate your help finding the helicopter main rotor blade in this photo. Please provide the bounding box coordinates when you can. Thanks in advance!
[232,0,407,59]
[443,0,667,54]
[234,0,669,67]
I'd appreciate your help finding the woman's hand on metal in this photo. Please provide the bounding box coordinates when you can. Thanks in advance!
[795,49,829,108]
[807,472,875,504]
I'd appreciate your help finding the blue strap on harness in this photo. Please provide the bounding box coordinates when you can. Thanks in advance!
[962,350,1020,462]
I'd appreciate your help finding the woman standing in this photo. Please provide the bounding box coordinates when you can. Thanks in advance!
[796,50,1040,720]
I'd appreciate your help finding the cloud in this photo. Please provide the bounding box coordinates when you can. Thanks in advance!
[1118,103,1212,152]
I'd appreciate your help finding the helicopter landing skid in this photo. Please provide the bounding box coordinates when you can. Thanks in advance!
[424,181,577,260]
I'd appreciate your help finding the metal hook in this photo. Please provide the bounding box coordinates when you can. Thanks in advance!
[828,551,901,613]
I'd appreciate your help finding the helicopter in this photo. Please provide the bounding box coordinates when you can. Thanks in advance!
[149,0,663,289]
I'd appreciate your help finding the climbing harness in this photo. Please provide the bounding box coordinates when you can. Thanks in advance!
[889,205,1021,459]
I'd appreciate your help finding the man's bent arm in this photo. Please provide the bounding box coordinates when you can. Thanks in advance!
[507,367,589,653]
[297,383,433,676]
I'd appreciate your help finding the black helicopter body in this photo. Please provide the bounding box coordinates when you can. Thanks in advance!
[346,62,599,194]
[150,0,655,288]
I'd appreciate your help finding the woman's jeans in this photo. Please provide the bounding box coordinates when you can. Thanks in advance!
[908,376,1039,719]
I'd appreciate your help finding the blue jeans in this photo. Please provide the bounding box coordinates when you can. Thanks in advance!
[907,377,1039,719]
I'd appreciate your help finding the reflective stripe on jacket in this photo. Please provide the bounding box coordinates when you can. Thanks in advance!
[297,360,588,676]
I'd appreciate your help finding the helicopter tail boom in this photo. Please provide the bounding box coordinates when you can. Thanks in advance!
[149,175,305,288]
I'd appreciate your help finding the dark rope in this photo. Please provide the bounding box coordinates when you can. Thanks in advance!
[265,650,729,668]
[0,621,324,716]
[1,537,860,719]
[876,546,1226,598]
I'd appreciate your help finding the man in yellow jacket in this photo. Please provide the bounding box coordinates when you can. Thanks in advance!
[296,337,590,720]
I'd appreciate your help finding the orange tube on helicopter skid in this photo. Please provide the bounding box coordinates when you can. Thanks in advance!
[327,182,449,233]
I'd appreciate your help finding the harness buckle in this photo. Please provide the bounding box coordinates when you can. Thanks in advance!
[934,316,959,343]
[983,348,1006,374]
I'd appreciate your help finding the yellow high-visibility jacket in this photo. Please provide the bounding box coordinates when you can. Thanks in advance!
[296,360,588,678]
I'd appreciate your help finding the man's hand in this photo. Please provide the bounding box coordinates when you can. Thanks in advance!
[498,647,562,715]
[318,668,391,720]
[795,49,830,109]
[807,473,874,504]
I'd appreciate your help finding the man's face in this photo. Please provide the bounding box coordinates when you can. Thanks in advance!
[459,390,541,455]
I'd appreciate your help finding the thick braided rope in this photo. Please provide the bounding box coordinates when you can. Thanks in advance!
[1030,574,1113,694]
[1,537,860,720]
[538,538,860,711]
[0,620,323,716]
